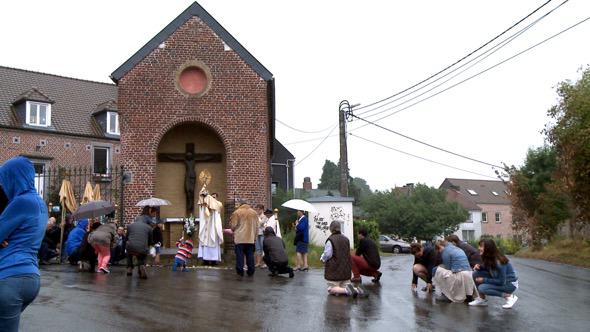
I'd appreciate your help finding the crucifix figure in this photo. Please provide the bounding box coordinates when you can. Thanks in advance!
[158,143,222,215]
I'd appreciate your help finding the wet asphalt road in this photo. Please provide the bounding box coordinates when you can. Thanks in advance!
[21,255,590,332]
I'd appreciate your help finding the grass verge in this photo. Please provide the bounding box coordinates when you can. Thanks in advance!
[515,238,590,268]
[283,231,325,269]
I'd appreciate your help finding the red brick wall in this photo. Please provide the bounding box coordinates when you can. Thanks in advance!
[118,17,271,223]
[0,128,120,168]
[480,204,515,238]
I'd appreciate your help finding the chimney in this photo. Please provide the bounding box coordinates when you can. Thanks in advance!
[303,177,312,190]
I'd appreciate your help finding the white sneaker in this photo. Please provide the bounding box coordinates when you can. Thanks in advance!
[468,297,488,306]
[502,294,518,309]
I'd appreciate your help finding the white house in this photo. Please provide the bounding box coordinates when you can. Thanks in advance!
[445,189,482,242]
[308,196,355,248]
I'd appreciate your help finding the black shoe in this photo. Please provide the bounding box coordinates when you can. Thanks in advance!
[435,294,452,303]
[372,272,383,283]
[346,284,358,298]
[289,270,294,278]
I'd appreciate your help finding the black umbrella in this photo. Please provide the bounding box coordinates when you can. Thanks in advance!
[72,200,115,220]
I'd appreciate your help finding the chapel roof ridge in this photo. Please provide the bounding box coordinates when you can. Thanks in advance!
[0,65,115,87]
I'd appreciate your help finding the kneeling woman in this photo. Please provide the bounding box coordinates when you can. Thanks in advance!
[469,238,519,309]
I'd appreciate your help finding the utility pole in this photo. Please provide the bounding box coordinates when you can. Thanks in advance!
[339,100,359,197]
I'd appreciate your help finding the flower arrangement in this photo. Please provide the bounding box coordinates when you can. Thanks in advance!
[183,214,198,237]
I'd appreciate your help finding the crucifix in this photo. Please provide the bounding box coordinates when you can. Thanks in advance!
[158,143,222,215]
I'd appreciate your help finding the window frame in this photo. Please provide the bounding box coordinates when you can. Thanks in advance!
[495,212,501,223]
[26,101,51,127]
[106,111,120,135]
[92,145,111,175]
[482,212,487,223]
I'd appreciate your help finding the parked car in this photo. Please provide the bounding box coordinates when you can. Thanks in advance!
[379,235,411,254]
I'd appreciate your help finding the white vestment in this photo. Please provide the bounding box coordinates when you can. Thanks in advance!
[265,215,281,238]
[197,195,224,261]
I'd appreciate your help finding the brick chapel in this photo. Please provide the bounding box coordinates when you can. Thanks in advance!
[0,2,293,247]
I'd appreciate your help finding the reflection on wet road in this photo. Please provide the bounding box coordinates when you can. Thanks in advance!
[21,255,590,331]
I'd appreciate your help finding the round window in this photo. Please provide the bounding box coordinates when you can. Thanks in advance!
[179,66,209,95]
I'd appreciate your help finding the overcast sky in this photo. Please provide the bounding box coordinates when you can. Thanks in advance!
[1,0,588,191]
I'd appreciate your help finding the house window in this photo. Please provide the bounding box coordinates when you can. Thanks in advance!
[467,189,478,195]
[106,112,120,135]
[495,212,501,223]
[271,182,278,195]
[482,212,487,223]
[462,230,475,242]
[466,212,473,223]
[491,191,499,196]
[26,101,51,127]
[32,163,46,198]
[93,146,110,174]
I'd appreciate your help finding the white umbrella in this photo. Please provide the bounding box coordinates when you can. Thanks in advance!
[281,199,317,213]
[136,197,172,207]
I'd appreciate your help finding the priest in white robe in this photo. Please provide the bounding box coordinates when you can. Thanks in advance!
[197,190,223,263]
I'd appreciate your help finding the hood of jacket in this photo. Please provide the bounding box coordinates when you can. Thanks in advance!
[76,219,89,231]
[0,156,37,201]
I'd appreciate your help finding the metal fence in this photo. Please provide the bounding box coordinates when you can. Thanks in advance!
[35,165,125,224]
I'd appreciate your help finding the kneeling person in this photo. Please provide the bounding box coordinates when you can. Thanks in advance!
[262,227,294,278]
[351,228,382,283]
[321,221,364,298]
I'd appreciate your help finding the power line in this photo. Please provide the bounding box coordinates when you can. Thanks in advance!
[350,113,503,168]
[294,124,339,166]
[276,118,336,134]
[349,133,498,180]
[350,13,590,128]
[358,0,568,118]
[354,0,556,113]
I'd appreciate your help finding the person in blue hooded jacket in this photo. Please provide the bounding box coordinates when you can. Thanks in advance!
[0,156,47,331]
[66,219,89,259]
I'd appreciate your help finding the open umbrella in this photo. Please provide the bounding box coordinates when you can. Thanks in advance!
[136,197,172,207]
[72,200,115,220]
[281,199,317,213]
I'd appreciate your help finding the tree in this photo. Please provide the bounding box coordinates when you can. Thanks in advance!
[350,177,372,203]
[317,160,373,205]
[544,67,590,229]
[361,184,467,241]
[317,160,339,190]
[505,146,571,247]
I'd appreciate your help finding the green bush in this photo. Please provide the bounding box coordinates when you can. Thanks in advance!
[353,220,380,247]
[473,236,522,255]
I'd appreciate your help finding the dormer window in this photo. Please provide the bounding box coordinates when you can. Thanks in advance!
[107,111,119,135]
[26,101,51,127]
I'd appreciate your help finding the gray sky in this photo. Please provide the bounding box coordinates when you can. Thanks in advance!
[1,0,588,191]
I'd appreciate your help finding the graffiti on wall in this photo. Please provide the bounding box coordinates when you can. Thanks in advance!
[313,205,351,236]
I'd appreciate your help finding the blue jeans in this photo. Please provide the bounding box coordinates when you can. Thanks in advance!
[255,235,264,255]
[473,270,517,297]
[235,243,255,276]
[0,274,40,332]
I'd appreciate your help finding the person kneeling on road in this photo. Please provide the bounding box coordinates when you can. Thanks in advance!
[351,228,382,283]
[262,226,294,278]
[410,242,440,293]
[469,238,519,309]
[320,221,366,298]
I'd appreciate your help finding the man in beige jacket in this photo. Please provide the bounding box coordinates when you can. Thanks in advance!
[230,203,258,276]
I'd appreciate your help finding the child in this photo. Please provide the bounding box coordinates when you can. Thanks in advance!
[173,237,194,272]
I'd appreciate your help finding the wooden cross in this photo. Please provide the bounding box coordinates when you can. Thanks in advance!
[157,143,222,215]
